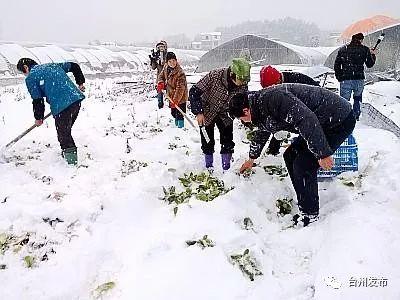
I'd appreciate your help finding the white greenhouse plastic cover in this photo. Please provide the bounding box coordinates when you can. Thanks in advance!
[0,44,39,64]
[118,51,137,63]
[73,48,102,68]
[129,53,145,71]
[87,49,113,64]
[26,47,53,64]
[43,45,76,62]
[96,47,127,64]
[275,40,328,65]
[0,55,9,71]
[70,50,89,63]
[0,41,205,77]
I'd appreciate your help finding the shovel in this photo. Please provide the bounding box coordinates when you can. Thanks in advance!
[165,95,210,143]
[372,33,385,51]
[0,113,52,159]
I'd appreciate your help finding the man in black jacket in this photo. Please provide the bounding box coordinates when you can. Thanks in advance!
[334,33,376,120]
[259,65,320,156]
[229,84,356,226]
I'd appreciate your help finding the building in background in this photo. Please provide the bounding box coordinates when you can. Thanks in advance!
[193,32,222,51]
[191,42,202,50]
[327,32,342,46]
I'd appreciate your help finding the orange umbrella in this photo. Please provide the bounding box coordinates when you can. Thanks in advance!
[340,15,399,41]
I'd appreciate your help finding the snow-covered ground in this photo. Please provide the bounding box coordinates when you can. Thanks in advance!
[0,77,400,300]
[364,81,400,126]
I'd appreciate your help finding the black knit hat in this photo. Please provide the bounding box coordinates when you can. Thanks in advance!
[166,52,177,61]
[17,58,38,73]
[352,33,364,41]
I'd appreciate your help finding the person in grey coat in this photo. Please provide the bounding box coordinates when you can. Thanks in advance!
[229,83,356,226]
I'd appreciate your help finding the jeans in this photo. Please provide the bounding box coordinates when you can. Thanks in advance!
[340,80,364,119]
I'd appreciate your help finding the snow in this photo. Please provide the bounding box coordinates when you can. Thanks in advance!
[74,48,103,69]
[27,47,54,64]
[43,45,77,63]
[87,49,113,65]
[0,56,9,72]
[0,44,39,65]
[364,81,400,126]
[0,77,400,300]
[70,49,90,64]
[0,43,204,80]
[266,40,328,66]
[368,22,400,36]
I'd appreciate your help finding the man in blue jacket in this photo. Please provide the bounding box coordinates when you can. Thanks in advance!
[229,84,356,226]
[17,58,85,165]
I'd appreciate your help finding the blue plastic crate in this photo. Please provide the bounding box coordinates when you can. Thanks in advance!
[318,134,358,178]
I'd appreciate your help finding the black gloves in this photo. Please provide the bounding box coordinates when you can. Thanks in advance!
[266,136,282,156]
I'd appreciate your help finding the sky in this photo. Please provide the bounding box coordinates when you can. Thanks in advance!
[0,0,399,44]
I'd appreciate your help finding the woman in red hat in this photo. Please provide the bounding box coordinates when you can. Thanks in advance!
[260,65,320,88]
[259,65,321,156]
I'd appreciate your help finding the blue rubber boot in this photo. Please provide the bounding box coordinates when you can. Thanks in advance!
[205,154,213,168]
[177,119,184,128]
[221,153,232,171]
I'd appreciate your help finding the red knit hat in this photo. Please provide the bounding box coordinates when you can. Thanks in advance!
[260,65,282,88]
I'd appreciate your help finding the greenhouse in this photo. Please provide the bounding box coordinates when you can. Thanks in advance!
[0,42,202,80]
[325,20,400,73]
[196,34,333,73]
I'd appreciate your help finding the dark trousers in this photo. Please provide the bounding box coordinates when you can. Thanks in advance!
[157,92,164,109]
[54,101,81,150]
[171,103,186,120]
[283,111,356,215]
[201,117,235,155]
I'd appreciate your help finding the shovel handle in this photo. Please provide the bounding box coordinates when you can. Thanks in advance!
[5,113,52,149]
[164,94,211,143]
[165,95,197,129]
[372,33,385,51]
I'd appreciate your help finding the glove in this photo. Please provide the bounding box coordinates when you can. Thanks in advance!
[266,137,281,156]
[241,120,254,130]
[149,55,156,65]
[157,82,165,93]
